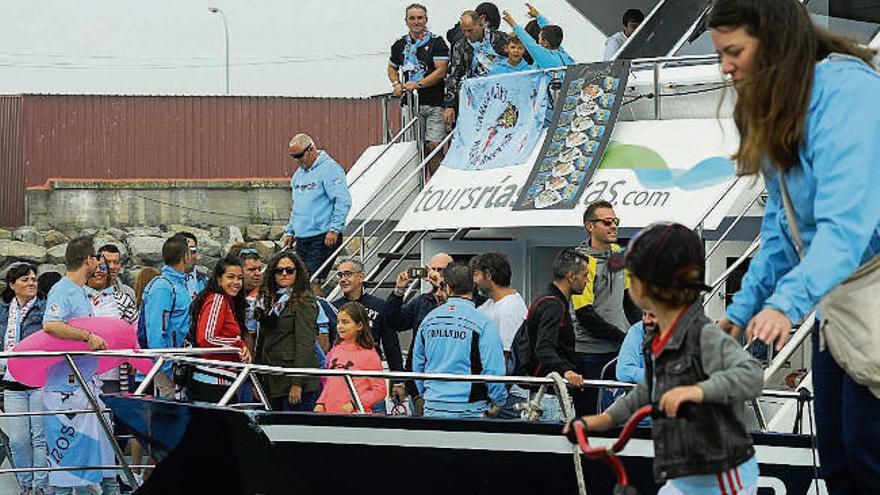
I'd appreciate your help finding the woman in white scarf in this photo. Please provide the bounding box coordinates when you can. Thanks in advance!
[0,262,50,495]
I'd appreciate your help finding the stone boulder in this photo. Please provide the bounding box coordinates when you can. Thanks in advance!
[47,243,67,264]
[44,230,69,247]
[218,226,244,245]
[126,227,163,238]
[0,240,47,263]
[200,237,222,258]
[127,236,165,266]
[0,229,11,240]
[252,240,277,260]
[268,225,287,242]
[13,227,45,246]
[245,224,270,241]
[105,227,127,242]
[37,264,65,277]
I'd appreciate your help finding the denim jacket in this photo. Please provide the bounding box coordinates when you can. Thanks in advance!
[606,302,763,481]
[0,297,46,343]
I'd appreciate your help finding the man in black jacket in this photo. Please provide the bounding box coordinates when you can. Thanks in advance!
[443,9,508,126]
[385,252,453,415]
[331,257,404,383]
[524,248,587,422]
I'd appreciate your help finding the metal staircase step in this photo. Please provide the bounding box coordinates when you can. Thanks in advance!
[363,281,399,289]
[376,252,421,261]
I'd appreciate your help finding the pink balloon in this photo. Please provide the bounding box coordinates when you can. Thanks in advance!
[8,316,157,387]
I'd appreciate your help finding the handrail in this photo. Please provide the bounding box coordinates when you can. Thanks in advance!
[702,236,761,307]
[366,230,430,297]
[764,314,816,385]
[705,188,765,260]
[310,131,454,283]
[348,115,420,191]
[693,176,742,232]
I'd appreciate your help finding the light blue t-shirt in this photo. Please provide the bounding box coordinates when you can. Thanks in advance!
[43,277,96,393]
[43,277,94,324]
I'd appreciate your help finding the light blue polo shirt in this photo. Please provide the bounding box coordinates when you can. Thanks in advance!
[43,277,96,393]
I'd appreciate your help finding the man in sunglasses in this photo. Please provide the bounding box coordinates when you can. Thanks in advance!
[282,133,352,281]
[176,231,207,301]
[331,256,403,413]
[385,252,453,415]
[570,200,641,416]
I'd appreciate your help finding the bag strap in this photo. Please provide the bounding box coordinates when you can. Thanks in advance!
[526,295,567,327]
[777,172,806,261]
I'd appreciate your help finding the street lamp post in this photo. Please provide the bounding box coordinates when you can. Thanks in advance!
[208,7,229,95]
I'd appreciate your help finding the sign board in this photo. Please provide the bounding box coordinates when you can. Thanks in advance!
[395,119,744,232]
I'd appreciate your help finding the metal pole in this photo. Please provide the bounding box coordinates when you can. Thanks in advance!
[218,365,252,406]
[134,357,165,396]
[63,355,138,489]
[381,96,389,144]
[209,7,230,95]
[344,374,366,413]
[653,61,661,120]
[249,372,272,410]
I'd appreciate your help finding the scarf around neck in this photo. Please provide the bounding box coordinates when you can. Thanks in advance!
[402,31,432,82]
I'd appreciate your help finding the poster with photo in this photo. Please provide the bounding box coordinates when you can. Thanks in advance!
[512,61,630,210]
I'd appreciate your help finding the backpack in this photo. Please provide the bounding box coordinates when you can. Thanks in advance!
[508,295,567,377]
[137,276,178,349]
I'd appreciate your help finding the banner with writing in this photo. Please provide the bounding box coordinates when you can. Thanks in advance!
[513,61,630,210]
[441,71,549,170]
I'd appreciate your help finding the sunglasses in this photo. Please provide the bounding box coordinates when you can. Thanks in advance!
[289,144,312,160]
[336,270,360,279]
[589,217,620,227]
[238,248,259,256]
[273,267,296,275]
[188,247,199,254]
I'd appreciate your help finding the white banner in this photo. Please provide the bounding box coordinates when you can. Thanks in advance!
[395,119,744,231]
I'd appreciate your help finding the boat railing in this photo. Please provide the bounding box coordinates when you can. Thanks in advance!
[0,347,809,490]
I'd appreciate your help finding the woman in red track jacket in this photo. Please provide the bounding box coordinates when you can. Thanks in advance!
[189,256,252,403]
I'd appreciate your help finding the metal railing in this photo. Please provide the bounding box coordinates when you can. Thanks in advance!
[310,131,454,285]
[0,348,239,491]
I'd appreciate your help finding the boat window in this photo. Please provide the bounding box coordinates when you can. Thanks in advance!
[674,0,880,57]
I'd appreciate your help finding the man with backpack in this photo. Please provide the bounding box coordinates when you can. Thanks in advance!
[140,235,193,398]
[510,248,588,422]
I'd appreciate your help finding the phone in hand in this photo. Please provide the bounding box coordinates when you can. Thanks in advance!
[407,266,429,279]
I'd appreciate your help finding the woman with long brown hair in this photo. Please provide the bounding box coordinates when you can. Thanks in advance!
[709,0,880,492]
[254,251,320,411]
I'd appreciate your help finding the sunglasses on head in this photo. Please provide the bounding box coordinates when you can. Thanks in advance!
[274,267,296,275]
[589,217,620,227]
[238,248,259,256]
[289,144,312,160]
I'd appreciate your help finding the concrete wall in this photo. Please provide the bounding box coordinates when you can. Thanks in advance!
[26,179,292,231]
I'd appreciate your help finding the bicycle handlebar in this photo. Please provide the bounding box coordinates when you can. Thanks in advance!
[572,405,654,487]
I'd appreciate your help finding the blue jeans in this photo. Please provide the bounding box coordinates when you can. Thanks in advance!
[812,325,880,494]
[53,481,119,495]
[530,392,567,423]
[271,390,317,412]
[295,234,341,281]
[423,401,488,418]
[4,388,49,490]
[573,351,617,416]
[498,386,529,420]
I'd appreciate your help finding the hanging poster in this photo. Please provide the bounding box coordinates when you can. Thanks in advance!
[441,71,549,171]
[513,61,630,210]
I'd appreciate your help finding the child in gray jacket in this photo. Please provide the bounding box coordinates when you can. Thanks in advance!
[564,222,763,495]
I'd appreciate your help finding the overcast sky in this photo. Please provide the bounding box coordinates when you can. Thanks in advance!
[0,0,608,97]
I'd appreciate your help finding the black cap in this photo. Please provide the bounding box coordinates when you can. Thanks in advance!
[608,222,711,291]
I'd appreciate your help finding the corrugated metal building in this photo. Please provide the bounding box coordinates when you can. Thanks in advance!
[0,94,400,227]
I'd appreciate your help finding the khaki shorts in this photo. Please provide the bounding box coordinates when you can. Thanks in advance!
[419,105,447,144]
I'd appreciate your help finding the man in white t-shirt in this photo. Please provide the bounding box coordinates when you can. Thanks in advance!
[471,252,528,419]
[603,9,644,61]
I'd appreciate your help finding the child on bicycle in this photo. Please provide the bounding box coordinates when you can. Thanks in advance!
[564,222,763,494]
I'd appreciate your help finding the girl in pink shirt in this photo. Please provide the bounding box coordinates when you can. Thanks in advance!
[314,302,387,414]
